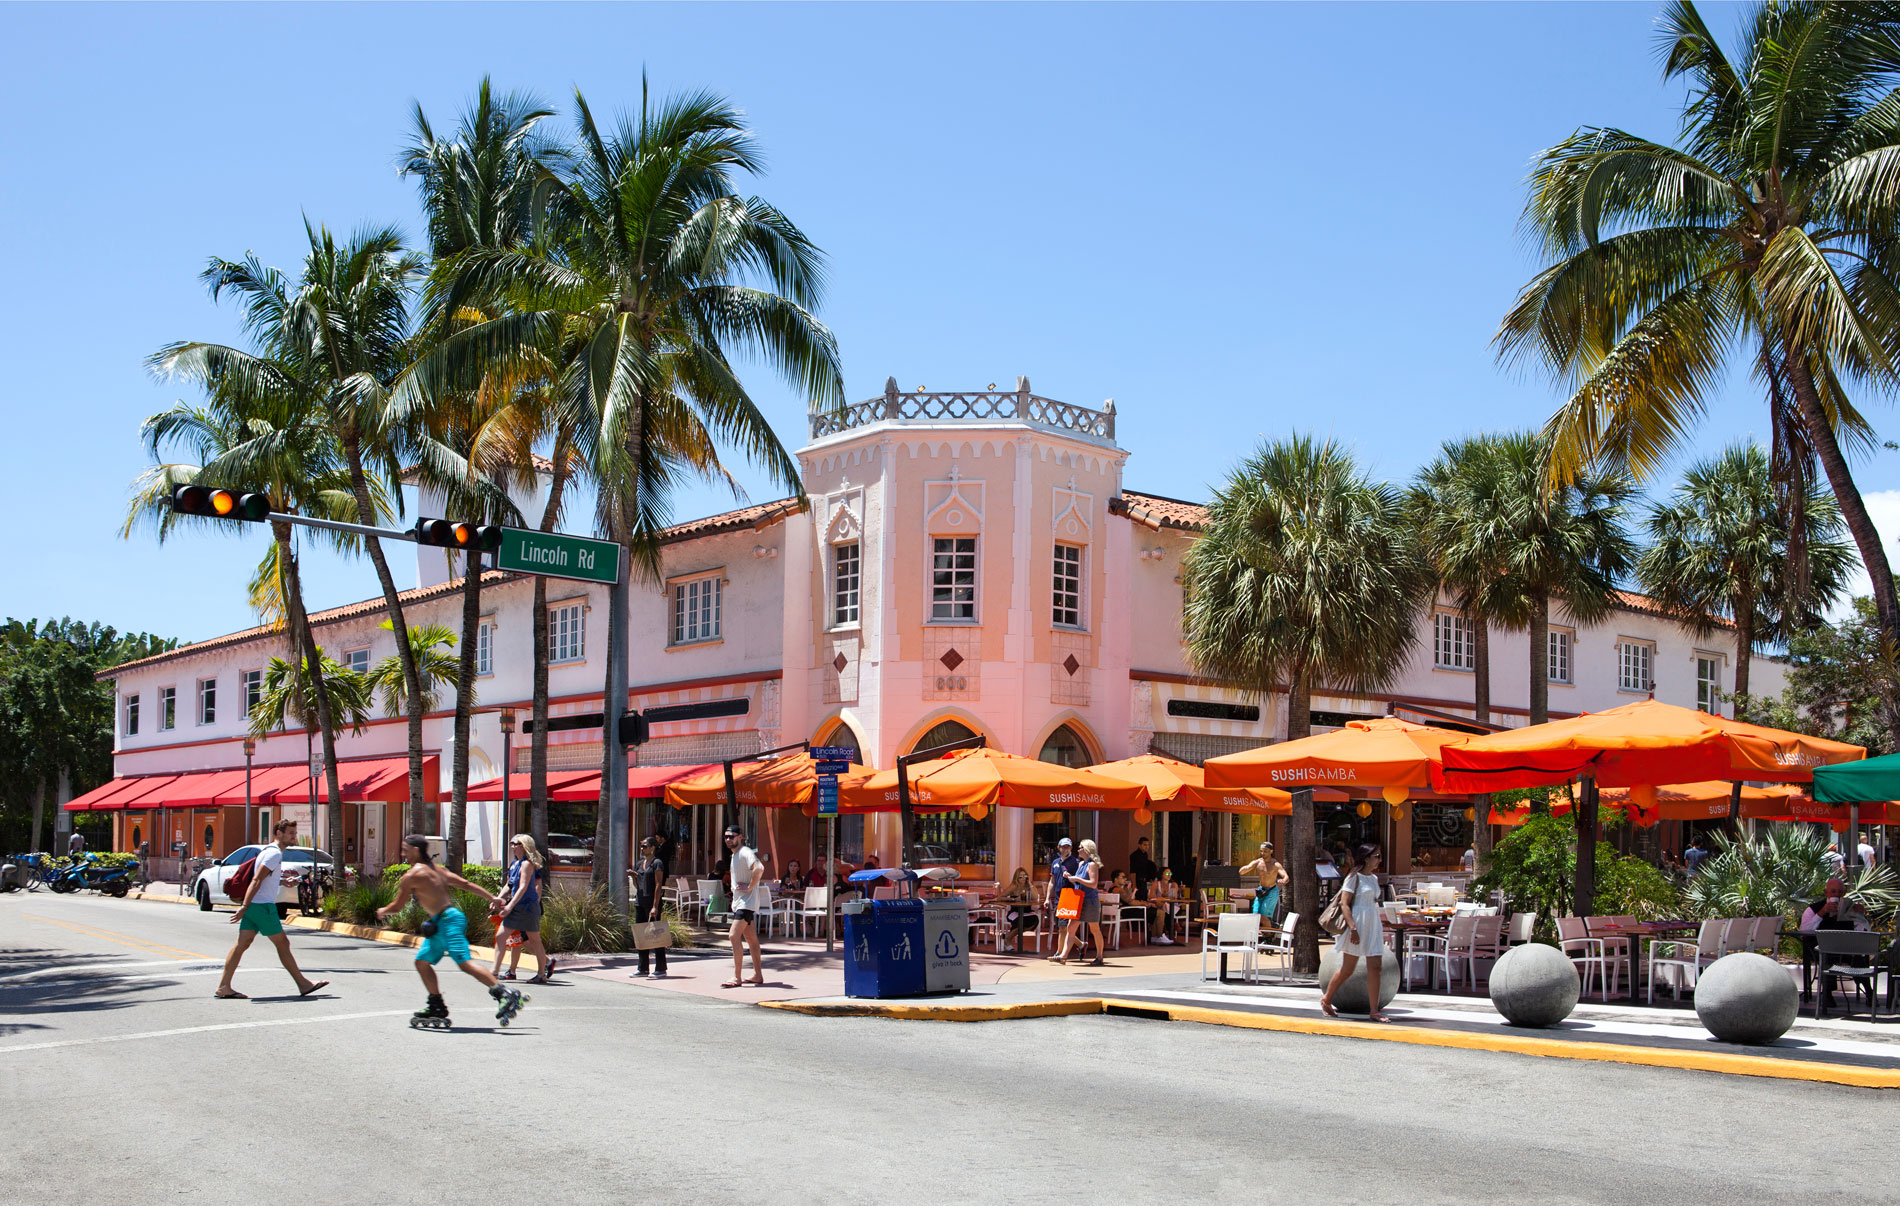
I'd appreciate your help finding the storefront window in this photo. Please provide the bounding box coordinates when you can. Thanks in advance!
[913,719,977,758]
[1038,724,1092,768]
[908,721,983,865]
[1410,803,1473,870]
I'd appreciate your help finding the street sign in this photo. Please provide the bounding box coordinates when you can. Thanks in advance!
[810,746,856,763]
[496,527,623,585]
[816,775,839,816]
[812,760,851,775]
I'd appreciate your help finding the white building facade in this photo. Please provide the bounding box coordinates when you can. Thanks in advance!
[101,380,1786,878]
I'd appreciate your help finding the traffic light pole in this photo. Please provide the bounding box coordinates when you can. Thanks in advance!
[603,575,633,917]
[266,512,419,543]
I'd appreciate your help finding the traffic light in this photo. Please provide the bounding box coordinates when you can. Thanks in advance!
[412,517,503,551]
[617,712,649,747]
[171,485,272,522]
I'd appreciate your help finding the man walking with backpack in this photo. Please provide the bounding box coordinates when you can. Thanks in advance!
[379,835,526,1029]
[213,817,329,1000]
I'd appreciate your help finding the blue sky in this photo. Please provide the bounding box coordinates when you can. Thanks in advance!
[5,1,1897,642]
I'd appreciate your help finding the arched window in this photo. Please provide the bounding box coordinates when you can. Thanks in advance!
[911,719,978,757]
[1038,723,1092,768]
[811,723,867,866]
[907,719,989,871]
[817,723,863,767]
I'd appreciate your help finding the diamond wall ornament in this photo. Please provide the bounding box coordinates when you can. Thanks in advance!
[1063,654,1081,677]
[833,653,848,673]
[940,648,964,672]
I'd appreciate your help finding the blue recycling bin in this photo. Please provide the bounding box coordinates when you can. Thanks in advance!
[843,899,928,998]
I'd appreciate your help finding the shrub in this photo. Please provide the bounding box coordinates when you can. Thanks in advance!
[1472,811,1679,930]
[323,879,396,926]
[381,862,504,893]
[1592,852,1680,920]
[543,888,632,953]
[1683,827,1900,924]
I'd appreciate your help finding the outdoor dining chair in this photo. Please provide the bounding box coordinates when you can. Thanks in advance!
[1813,930,1886,1019]
[1648,919,1725,1003]
[1257,911,1298,983]
[794,887,832,939]
[696,878,726,923]
[1717,916,1754,957]
[1505,912,1536,947]
[1201,912,1261,982]
[1104,893,1148,948]
[1557,916,1614,1001]
[1413,914,1481,992]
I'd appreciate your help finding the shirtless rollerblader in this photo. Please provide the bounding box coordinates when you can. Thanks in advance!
[379,835,527,1030]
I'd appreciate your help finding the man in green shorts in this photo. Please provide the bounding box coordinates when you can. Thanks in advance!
[214,817,329,1000]
[379,835,525,1028]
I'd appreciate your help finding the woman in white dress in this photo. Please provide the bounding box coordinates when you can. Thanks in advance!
[1319,844,1390,1023]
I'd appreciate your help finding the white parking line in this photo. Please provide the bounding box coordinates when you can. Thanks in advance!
[0,959,219,983]
[0,1005,632,1056]
[0,968,226,990]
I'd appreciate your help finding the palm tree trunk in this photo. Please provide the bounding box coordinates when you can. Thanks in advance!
[280,534,345,856]
[1785,346,1900,748]
[529,451,569,869]
[1573,776,1599,916]
[1284,662,1319,974]
[1529,593,1550,726]
[1472,613,1494,856]
[448,555,481,873]
[341,441,428,837]
[30,777,45,855]
[1728,599,1755,828]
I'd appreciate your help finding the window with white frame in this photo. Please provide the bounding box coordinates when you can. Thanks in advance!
[339,648,369,677]
[549,602,586,663]
[1617,641,1654,692]
[158,686,176,731]
[197,677,216,725]
[242,669,263,716]
[124,693,139,736]
[1697,655,1723,714]
[1547,630,1573,684]
[930,536,977,621]
[672,574,722,645]
[477,620,494,677]
[832,542,860,627]
[1052,543,1084,629]
[1432,611,1475,670]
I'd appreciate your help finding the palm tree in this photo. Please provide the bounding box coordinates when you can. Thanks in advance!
[1639,443,1852,708]
[1464,432,1634,729]
[367,621,462,720]
[1497,0,1900,746]
[124,385,377,848]
[410,85,844,901]
[151,224,434,834]
[247,654,375,854]
[1182,435,1433,972]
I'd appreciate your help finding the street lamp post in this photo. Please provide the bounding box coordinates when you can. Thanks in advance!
[243,737,256,845]
[500,709,517,846]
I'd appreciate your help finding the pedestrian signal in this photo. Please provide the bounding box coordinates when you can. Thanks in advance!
[171,485,272,522]
[413,518,503,551]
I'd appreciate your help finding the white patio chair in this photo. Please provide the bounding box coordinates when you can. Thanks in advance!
[665,875,699,924]
[1259,912,1299,984]
[696,878,726,924]
[1648,919,1726,1003]
[1716,916,1754,957]
[1557,916,1613,1001]
[1107,893,1148,948]
[1413,914,1481,992]
[1749,915,1781,956]
[762,896,801,938]
[1469,913,1507,987]
[1505,911,1536,946]
[1427,886,1457,908]
[794,887,832,939]
[1201,912,1262,982]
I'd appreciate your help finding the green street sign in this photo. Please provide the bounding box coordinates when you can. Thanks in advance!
[496,527,623,585]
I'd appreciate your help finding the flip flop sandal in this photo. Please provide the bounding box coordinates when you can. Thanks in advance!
[214,990,249,999]
[721,979,743,989]
[299,980,329,997]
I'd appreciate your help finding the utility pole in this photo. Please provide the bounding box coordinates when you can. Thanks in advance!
[603,577,632,916]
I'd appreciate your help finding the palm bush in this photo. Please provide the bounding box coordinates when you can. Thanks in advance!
[1683,827,1900,923]
[542,887,632,953]
[324,878,396,926]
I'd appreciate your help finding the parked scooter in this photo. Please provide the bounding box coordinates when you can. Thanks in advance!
[81,855,133,897]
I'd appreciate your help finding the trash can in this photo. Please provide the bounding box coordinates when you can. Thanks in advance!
[921,897,971,993]
[843,898,927,998]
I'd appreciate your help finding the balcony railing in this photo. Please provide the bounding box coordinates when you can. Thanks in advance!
[809,377,1116,443]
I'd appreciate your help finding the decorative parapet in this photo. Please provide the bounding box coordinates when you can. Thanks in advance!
[809,375,1117,444]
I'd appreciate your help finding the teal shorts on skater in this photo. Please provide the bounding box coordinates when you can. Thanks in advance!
[415,907,472,966]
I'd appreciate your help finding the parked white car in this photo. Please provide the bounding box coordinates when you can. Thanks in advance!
[193,845,334,913]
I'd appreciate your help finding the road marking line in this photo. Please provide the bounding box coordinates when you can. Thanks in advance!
[0,1004,635,1055]
[0,959,219,982]
[21,913,211,961]
[0,968,226,990]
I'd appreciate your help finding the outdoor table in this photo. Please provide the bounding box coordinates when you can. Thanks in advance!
[1585,920,1698,1002]
[1383,915,1449,991]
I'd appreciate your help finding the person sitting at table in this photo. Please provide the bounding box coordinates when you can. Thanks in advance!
[1801,879,1868,932]
[1110,869,1136,899]
[779,859,805,896]
[806,862,827,888]
[997,868,1037,952]
[1149,868,1181,945]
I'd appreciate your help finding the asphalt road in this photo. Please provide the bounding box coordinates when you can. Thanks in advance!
[0,890,1888,1205]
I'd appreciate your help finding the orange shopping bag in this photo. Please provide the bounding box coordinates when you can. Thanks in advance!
[1056,888,1082,920]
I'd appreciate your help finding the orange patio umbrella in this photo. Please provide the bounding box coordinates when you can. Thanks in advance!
[1435,699,1862,793]
[1491,781,1791,827]
[1739,792,1898,829]
[840,746,1148,818]
[1203,717,1468,802]
[1085,754,1291,817]
[664,753,873,813]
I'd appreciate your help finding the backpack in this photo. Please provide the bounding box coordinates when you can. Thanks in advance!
[225,857,258,903]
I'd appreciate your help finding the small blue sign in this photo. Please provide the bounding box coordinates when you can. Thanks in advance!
[810,746,856,762]
[812,760,851,775]
[817,775,839,816]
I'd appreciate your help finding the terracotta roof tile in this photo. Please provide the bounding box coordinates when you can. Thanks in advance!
[654,497,806,545]
[1112,490,1209,531]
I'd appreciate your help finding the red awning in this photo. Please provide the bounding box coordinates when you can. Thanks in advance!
[466,764,715,803]
[63,777,157,812]
[141,769,251,808]
[263,756,441,804]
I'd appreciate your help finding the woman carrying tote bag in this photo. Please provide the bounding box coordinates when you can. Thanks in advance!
[1320,844,1390,1023]
[632,836,670,979]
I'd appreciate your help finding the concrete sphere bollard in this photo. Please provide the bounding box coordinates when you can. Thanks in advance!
[1318,942,1400,1014]
[1695,952,1798,1045]
[1488,942,1580,1028]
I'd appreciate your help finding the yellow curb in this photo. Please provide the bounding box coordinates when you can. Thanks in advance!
[127,890,197,906]
[760,998,1101,1022]
[759,994,1900,1088]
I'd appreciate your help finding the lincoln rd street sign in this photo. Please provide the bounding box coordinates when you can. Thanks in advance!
[496,527,624,585]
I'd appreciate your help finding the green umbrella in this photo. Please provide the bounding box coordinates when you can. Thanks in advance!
[1811,754,1900,803]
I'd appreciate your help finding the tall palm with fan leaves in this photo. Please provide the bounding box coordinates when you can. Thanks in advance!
[1498,0,1900,746]
[405,83,843,905]
[150,223,432,836]
[1182,435,1433,972]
